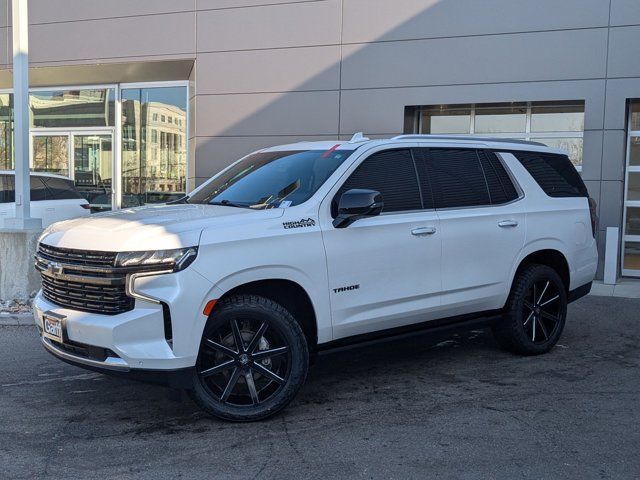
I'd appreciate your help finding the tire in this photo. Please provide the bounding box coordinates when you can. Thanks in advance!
[190,294,309,422]
[492,264,568,355]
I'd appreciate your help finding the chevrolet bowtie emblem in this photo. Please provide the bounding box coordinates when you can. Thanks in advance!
[47,261,64,276]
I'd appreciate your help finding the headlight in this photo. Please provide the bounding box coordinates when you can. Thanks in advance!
[115,247,198,271]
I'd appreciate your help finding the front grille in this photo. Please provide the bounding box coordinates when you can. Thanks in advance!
[36,245,133,315]
[38,244,117,267]
[41,274,134,314]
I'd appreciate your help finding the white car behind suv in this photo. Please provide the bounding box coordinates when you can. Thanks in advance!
[1,171,90,226]
[33,134,598,421]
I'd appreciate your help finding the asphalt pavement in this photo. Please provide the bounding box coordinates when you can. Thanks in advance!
[1,295,639,479]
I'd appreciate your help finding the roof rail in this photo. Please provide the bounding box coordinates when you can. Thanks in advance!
[348,132,370,143]
[391,134,546,147]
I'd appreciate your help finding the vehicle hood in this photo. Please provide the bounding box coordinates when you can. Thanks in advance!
[39,204,285,251]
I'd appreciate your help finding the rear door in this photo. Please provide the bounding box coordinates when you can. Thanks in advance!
[416,148,526,315]
[320,147,442,339]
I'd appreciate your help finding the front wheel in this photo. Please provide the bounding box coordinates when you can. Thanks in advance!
[191,294,309,422]
[492,264,568,355]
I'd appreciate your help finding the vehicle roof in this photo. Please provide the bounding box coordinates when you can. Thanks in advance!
[0,170,72,179]
[260,134,568,156]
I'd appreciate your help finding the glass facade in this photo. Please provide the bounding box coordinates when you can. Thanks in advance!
[0,83,187,211]
[623,102,640,276]
[73,134,113,211]
[30,89,115,128]
[121,86,187,207]
[0,93,13,170]
[32,135,69,176]
[416,101,585,167]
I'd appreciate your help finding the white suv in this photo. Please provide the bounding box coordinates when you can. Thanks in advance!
[34,134,598,421]
[1,171,90,226]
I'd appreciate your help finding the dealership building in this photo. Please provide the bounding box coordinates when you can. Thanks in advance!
[1,0,640,282]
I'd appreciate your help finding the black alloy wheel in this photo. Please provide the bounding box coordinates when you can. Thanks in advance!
[492,264,568,355]
[522,278,563,344]
[191,295,308,421]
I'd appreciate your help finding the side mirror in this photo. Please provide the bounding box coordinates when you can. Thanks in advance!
[333,189,384,228]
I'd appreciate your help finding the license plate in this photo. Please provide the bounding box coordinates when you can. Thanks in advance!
[42,314,64,342]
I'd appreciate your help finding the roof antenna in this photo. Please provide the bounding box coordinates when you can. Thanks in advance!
[349,132,370,143]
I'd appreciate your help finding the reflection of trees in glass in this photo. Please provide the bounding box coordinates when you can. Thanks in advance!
[32,136,69,175]
[0,94,13,170]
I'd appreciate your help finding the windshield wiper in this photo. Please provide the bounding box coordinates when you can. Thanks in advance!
[167,195,189,204]
[209,199,251,209]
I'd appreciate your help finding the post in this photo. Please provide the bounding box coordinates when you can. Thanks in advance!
[604,227,619,285]
[3,0,40,230]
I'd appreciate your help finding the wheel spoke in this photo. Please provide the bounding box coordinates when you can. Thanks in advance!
[245,371,260,405]
[220,367,242,402]
[199,359,235,378]
[541,311,560,323]
[252,346,289,361]
[523,310,534,327]
[247,322,269,353]
[251,362,285,384]
[204,338,237,358]
[540,295,559,307]
[523,300,535,310]
[537,316,549,340]
[537,281,550,305]
[231,319,245,353]
[532,316,536,341]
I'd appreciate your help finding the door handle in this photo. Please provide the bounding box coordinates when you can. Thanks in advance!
[411,227,437,236]
[498,220,519,228]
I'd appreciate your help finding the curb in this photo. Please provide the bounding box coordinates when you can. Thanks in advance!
[0,313,34,326]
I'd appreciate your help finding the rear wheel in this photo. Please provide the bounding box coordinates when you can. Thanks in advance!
[492,264,567,355]
[191,294,309,422]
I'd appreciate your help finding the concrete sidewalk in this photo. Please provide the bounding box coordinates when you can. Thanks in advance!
[0,313,33,326]
[589,279,640,299]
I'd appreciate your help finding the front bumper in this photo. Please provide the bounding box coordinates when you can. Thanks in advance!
[33,266,217,375]
[40,335,195,388]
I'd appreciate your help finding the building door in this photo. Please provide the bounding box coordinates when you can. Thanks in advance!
[31,130,114,211]
[622,102,640,277]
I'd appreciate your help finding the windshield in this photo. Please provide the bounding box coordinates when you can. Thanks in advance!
[186,148,355,208]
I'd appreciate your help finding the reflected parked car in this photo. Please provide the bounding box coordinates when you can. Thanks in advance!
[0,171,90,227]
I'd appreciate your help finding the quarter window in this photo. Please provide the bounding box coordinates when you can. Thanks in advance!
[509,151,587,198]
[335,149,422,214]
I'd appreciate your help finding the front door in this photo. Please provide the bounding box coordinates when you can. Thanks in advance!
[31,130,114,211]
[320,148,442,340]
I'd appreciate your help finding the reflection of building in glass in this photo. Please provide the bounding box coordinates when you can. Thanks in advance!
[122,96,187,205]
[29,89,114,128]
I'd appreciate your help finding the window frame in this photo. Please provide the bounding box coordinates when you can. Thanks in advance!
[413,101,585,171]
[622,101,640,277]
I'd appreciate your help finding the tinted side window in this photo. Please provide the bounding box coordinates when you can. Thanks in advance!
[0,174,15,203]
[30,177,48,201]
[335,149,422,214]
[42,177,83,200]
[422,148,490,208]
[477,150,519,204]
[509,150,587,198]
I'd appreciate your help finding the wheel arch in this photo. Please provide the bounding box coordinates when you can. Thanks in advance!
[213,277,319,351]
[510,248,571,295]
